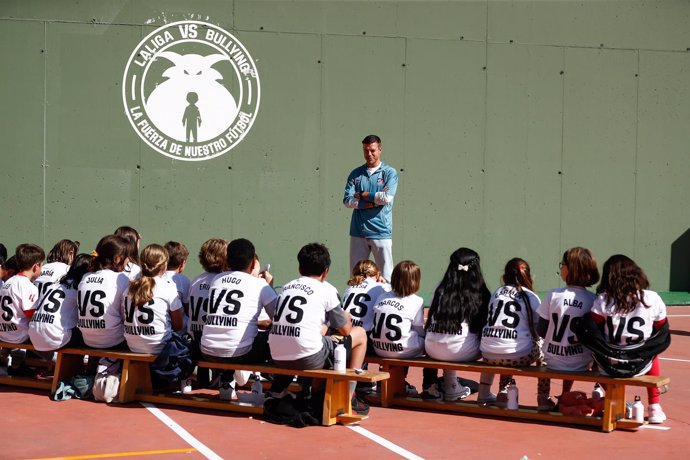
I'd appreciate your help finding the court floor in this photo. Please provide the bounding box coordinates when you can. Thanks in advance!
[3,306,689,460]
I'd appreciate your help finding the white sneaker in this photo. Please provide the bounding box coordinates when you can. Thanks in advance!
[444,383,471,402]
[648,403,667,424]
[234,370,252,386]
[477,392,497,404]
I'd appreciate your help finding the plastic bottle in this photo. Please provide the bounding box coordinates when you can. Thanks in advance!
[506,379,519,410]
[334,343,346,372]
[592,383,604,399]
[632,395,644,423]
[251,373,264,405]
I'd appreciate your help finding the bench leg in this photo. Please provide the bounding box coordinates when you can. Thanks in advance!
[601,383,626,432]
[379,364,405,408]
[322,378,352,426]
[51,354,85,395]
[118,360,152,403]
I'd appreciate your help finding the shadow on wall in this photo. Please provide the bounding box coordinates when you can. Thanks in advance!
[670,228,690,292]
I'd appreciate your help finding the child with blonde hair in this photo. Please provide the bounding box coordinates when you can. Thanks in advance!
[123,244,184,354]
[342,259,389,333]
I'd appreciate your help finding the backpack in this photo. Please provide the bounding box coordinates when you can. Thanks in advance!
[150,332,196,386]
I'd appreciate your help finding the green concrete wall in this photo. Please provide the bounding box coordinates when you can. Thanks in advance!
[1,0,689,302]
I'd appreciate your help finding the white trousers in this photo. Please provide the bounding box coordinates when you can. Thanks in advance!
[349,236,393,282]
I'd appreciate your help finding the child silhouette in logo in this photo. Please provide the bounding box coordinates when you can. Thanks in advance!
[182,92,202,142]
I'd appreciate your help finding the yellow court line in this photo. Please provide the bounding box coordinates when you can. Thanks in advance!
[28,448,197,460]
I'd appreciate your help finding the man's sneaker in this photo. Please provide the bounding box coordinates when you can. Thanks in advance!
[421,383,443,400]
[234,370,252,386]
[537,395,558,411]
[477,392,498,404]
[648,403,667,424]
[444,383,471,402]
[405,381,419,397]
[351,394,370,415]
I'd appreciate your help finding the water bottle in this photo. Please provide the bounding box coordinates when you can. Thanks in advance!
[251,374,264,405]
[632,395,644,423]
[506,379,519,410]
[592,383,604,399]
[334,343,346,372]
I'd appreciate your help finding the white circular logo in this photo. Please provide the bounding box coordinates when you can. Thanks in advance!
[122,20,260,161]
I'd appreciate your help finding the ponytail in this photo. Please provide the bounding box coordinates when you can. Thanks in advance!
[347,259,380,286]
[128,244,168,307]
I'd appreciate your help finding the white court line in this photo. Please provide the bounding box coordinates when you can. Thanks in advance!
[348,425,424,460]
[140,402,222,460]
[660,357,690,363]
[640,425,671,431]
[668,315,690,317]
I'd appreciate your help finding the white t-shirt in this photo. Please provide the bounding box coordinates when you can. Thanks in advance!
[35,262,70,298]
[163,270,191,305]
[201,271,278,358]
[342,278,390,332]
[591,290,667,347]
[123,276,183,354]
[480,285,541,360]
[424,285,482,361]
[537,286,595,371]
[123,262,141,281]
[371,291,425,358]
[77,269,130,348]
[0,274,39,343]
[269,276,340,361]
[29,283,79,351]
[187,272,216,335]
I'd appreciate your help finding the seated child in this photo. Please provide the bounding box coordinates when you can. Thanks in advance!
[78,235,130,349]
[424,248,492,402]
[34,239,80,298]
[537,247,599,403]
[163,241,191,312]
[115,226,142,281]
[268,243,368,413]
[123,244,184,354]
[480,258,551,410]
[29,253,94,351]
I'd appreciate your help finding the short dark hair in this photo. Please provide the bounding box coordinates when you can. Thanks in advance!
[298,243,331,277]
[362,134,382,146]
[0,243,7,265]
[227,238,256,271]
[164,241,189,270]
[15,244,45,271]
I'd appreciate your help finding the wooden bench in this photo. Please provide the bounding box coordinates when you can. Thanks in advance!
[138,361,390,426]
[0,341,53,391]
[53,347,157,403]
[365,356,670,432]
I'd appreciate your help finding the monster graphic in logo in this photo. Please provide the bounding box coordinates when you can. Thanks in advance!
[123,21,260,161]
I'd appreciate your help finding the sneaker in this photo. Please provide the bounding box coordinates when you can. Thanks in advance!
[444,383,471,402]
[421,383,443,400]
[648,403,667,424]
[537,395,557,411]
[218,382,236,401]
[234,370,252,386]
[405,381,418,397]
[351,394,370,415]
[477,392,498,404]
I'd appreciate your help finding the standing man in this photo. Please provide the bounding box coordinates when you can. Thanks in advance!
[343,135,398,282]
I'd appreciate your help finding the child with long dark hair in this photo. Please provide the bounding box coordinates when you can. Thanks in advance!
[480,258,551,409]
[423,248,492,401]
[115,226,141,281]
[591,255,668,423]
